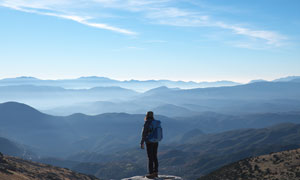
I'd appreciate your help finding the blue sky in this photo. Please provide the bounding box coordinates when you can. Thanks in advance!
[0,0,299,82]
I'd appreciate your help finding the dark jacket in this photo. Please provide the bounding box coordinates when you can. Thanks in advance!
[141,119,153,144]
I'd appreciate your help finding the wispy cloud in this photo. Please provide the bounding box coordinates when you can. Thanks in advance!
[0,0,287,47]
[0,0,137,35]
[143,7,285,47]
[215,22,286,47]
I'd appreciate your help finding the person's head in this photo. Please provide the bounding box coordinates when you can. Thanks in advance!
[145,111,154,121]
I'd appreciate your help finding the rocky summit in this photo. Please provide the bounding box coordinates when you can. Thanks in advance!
[122,175,183,180]
[0,152,99,180]
[198,148,300,180]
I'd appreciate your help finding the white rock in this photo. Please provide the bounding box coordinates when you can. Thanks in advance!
[122,175,183,180]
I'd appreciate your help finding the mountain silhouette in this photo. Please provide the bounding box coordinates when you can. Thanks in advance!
[142,82,300,102]
[143,86,178,95]
[2,102,300,179]
[152,104,197,117]
[1,80,300,116]
[0,84,138,109]
[0,101,49,127]
[273,76,300,82]
[0,76,240,91]
[1,101,300,157]
[0,102,187,156]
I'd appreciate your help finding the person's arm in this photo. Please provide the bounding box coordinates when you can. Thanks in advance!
[141,121,150,147]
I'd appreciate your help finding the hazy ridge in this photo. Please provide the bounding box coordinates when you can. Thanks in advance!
[0,75,300,179]
[0,76,300,116]
[1,102,300,179]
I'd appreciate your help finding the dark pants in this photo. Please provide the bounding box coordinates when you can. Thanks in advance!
[146,142,159,174]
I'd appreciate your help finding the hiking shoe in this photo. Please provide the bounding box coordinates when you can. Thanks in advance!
[146,173,156,179]
[153,172,158,178]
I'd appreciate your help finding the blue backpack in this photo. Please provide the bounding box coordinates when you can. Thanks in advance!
[147,120,163,143]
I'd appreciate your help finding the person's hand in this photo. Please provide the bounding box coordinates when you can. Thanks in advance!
[141,143,144,149]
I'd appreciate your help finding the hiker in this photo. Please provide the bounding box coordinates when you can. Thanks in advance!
[141,111,163,179]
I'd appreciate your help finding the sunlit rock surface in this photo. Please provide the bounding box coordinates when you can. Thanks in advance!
[122,175,182,180]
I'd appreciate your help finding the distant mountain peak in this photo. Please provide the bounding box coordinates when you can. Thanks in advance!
[1,76,39,81]
[151,86,170,90]
[273,76,300,82]
[144,86,177,94]
[16,76,38,79]
[68,113,90,118]
[249,79,268,83]
[0,101,36,110]
[0,101,46,117]
[90,86,131,90]
[77,76,114,81]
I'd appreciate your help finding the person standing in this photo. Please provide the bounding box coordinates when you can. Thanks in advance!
[141,111,162,179]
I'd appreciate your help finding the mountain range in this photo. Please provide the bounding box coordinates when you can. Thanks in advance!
[1,102,300,179]
[0,79,300,117]
[0,102,187,156]
[1,102,300,156]
[0,76,240,92]
[1,75,300,179]
[0,84,138,109]
[1,75,299,91]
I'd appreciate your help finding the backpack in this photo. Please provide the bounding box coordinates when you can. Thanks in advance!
[147,120,163,143]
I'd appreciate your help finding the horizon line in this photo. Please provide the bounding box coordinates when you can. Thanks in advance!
[0,75,244,83]
[0,75,299,84]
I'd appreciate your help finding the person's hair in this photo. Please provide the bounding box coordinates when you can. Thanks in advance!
[144,111,154,121]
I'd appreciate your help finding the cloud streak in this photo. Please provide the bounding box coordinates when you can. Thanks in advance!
[143,7,285,47]
[0,0,286,47]
[96,0,286,47]
[215,22,285,47]
[0,0,137,35]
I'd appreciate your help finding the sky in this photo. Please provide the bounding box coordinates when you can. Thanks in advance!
[0,0,300,83]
